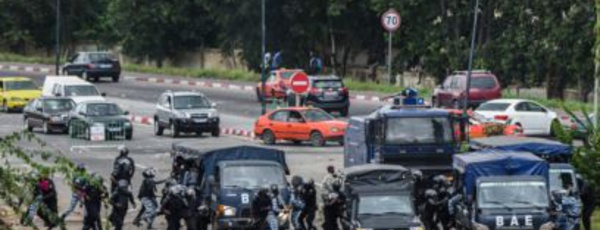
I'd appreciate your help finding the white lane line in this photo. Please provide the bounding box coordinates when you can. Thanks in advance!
[40,67,51,73]
[9,65,18,71]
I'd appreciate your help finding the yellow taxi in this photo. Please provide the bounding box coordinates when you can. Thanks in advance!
[1,77,42,112]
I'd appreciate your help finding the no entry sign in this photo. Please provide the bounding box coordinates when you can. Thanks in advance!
[290,72,310,94]
[381,9,401,32]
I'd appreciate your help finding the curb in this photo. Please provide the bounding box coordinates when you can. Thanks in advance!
[0,64,52,74]
[127,76,384,102]
[127,115,255,138]
[0,63,385,103]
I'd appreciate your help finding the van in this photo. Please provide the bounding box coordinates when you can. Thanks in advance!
[42,76,105,104]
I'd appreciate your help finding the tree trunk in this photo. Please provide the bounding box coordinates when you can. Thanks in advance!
[341,46,350,78]
[328,15,338,76]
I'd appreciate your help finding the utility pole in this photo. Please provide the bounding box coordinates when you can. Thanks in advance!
[461,0,480,142]
[260,0,267,115]
[55,0,60,75]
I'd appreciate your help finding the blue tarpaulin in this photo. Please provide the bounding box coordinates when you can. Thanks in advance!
[469,136,573,162]
[453,150,549,197]
[199,145,289,178]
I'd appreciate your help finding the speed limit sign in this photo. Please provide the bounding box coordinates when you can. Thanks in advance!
[381,9,401,32]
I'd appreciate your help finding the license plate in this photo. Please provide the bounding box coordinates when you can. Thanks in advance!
[108,127,121,132]
[193,119,207,123]
[324,91,338,96]
[99,64,112,68]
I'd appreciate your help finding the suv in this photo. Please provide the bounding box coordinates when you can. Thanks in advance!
[304,75,349,116]
[432,70,501,109]
[62,52,122,82]
[154,91,220,137]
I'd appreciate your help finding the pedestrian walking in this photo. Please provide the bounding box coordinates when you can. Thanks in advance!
[111,147,135,192]
[272,50,283,69]
[301,178,317,230]
[24,171,59,230]
[60,163,87,221]
[109,180,136,230]
[133,168,165,229]
[308,52,323,75]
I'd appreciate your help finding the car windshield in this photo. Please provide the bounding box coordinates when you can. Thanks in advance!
[89,53,115,62]
[65,85,100,96]
[313,80,343,89]
[5,80,37,90]
[476,102,510,111]
[173,95,211,109]
[470,77,497,89]
[358,194,414,215]
[43,99,75,112]
[281,71,300,79]
[385,117,453,145]
[301,109,334,122]
[478,181,549,209]
[221,165,286,189]
[549,169,577,193]
[86,103,123,116]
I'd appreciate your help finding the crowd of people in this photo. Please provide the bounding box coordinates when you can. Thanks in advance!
[17,147,597,230]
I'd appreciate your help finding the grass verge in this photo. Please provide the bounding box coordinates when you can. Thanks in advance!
[594,209,599,228]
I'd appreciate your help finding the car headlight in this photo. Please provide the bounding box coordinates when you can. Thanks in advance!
[330,127,340,132]
[124,122,132,127]
[50,116,62,122]
[208,111,219,118]
[217,204,236,217]
[10,97,24,101]
[410,227,424,230]
[92,122,104,127]
[177,111,190,118]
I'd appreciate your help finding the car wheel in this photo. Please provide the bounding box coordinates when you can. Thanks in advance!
[24,118,33,132]
[68,122,77,138]
[154,120,164,136]
[310,131,325,147]
[170,122,180,138]
[125,132,132,140]
[195,131,203,137]
[62,69,69,76]
[93,76,99,82]
[84,126,91,140]
[262,129,275,145]
[42,121,50,134]
[338,139,344,146]
[211,128,220,137]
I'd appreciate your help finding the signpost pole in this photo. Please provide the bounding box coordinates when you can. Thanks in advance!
[260,0,266,115]
[295,94,300,107]
[55,0,60,75]
[461,0,480,142]
[388,31,392,84]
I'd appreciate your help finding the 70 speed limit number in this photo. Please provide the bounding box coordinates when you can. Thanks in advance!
[381,9,401,32]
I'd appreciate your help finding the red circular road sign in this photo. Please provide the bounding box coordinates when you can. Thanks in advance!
[290,72,310,94]
[381,9,401,32]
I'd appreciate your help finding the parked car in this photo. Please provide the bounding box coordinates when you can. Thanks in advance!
[304,75,350,116]
[447,109,522,140]
[154,91,220,138]
[0,77,42,112]
[253,107,347,146]
[67,101,132,140]
[432,70,501,108]
[62,52,121,82]
[474,99,559,136]
[42,76,106,104]
[23,97,76,134]
[255,69,304,102]
[562,113,595,139]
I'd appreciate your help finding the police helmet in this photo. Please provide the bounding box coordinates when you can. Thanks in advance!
[306,178,315,187]
[425,189,438,198]
[258,187,269,197]
[91,172,104,183]
[169,184,186,196]
[142,168,155,178]
[270,184,279,194]
[186,187,195,197]
[291,175,304,188]
[552,189,568,202]
[119,146,129,156]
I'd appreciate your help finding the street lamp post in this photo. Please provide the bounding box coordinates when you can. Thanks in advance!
[260,0,267,115]
[461,0,480,142]
[55,0,60,75]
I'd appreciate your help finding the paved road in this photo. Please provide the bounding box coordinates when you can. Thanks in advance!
[0,70,345,229]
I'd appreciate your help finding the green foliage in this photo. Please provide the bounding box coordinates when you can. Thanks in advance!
[0,131,107,229]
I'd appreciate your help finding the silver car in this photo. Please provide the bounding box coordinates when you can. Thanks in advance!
[154,91,220,137]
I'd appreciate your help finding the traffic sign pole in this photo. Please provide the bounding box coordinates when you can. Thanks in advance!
[388,31,392,84]
[381,9,400,86]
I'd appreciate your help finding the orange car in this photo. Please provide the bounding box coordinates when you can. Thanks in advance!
[448,109,522,140]
[256,69,305,101]
[254,107,347,146]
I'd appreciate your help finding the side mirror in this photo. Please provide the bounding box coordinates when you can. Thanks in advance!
[123,111,130,115]
[101,93,106,97]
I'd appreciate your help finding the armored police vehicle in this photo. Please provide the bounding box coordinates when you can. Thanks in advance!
[340,164,423,230]
[344,88,457,177]
[452,150,554,230]
[171,142,291,229]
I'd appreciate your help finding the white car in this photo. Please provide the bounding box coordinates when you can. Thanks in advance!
[474,99,558,136]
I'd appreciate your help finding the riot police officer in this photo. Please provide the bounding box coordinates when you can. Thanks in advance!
[160,184,189,230]
[252,188,272,230]
[82,173,107,230]
[109,180,136,230]
[433,175,452,229]
[322,181,345,230]
[60,163,87,221]
[134,168,165,229]
[268,184,284,230]
[111,147,135,192]
[422,189,439,230]
[301,178,317,230]
[290,176,306,230]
